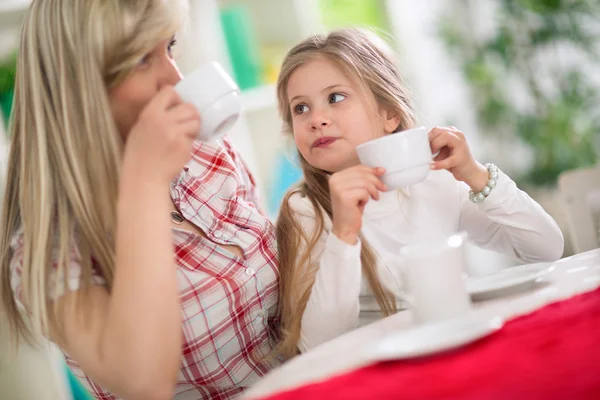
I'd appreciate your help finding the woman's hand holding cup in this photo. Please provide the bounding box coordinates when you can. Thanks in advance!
[123,86,201,185]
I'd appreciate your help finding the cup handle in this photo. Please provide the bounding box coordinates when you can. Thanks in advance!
[432,149,441,159]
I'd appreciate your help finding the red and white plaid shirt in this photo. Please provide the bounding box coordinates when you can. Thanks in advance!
[10,136,281,399]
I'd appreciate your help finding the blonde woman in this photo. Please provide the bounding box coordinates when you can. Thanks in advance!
[275,28,564,358]
[0,1,280,399]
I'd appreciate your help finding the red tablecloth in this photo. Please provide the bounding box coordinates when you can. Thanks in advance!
[261,288,600,400]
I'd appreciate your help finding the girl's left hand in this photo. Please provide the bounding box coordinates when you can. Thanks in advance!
[429,126,489,191]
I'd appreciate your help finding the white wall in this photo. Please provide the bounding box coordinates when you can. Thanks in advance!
[385,0,536,177]
[178,0,264,192]
[382,0,517,271]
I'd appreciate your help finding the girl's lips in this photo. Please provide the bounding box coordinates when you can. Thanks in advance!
[312,137,339,148]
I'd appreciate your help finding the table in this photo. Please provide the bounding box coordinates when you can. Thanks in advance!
[244,249,600,399]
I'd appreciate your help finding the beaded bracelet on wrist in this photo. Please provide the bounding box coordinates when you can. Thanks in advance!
[469,163,498,204]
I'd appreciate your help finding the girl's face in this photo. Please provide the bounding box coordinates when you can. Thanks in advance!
[109,36,182,139]
[286,57,399,173]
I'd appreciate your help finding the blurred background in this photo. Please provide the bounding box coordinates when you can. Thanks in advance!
[1,0,599,398]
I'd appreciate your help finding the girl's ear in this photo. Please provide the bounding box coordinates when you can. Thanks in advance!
[381,108,401,133]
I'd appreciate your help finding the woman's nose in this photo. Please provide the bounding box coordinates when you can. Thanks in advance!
[159,60,183,88]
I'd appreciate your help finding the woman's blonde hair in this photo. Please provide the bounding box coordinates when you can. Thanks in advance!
[0,0,186,342]
[275,28,416,358]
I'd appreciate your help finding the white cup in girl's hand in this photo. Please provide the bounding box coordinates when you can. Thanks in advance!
[356,126,433,190]
[175,62,241,142]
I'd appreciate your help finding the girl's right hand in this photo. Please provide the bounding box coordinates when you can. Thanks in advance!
[122,86,201,185]
[329,165,387,245]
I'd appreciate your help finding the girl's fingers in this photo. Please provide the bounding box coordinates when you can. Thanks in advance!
[336,175,386,194]
[372,167,386,176]
[431,154,458,171]
[350,165,386,176]
[344,187,372,206]
[427,126,449,142]
[430,131,458,155]
[433,146,452,162]
[361,171,387,191]
[364,182,380,201]
[331,165,388,194]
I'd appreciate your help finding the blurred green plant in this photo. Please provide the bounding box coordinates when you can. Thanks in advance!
[439,0,599,186]
[0,51,17,127]
[0,52,17,91]
[319,0,389,31]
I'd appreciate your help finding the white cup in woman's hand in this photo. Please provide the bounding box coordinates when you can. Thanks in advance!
[175,62,241,141]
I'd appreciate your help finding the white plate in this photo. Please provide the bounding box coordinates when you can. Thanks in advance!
[466,262,554,301]
[372,313,504,360]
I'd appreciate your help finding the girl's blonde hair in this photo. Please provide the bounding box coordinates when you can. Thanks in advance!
[275,28,416,358]
[0,0,186,342]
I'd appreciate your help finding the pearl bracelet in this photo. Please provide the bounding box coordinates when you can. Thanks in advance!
[469,163,499,204]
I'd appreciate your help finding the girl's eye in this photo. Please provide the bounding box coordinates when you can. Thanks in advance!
[329,93,346,104]
[294,104,310,115]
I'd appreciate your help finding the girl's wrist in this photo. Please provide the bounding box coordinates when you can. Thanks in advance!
[464,162,490,192]
[331,225,359,245]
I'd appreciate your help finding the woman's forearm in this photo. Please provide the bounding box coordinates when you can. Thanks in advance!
[104,171,182,394]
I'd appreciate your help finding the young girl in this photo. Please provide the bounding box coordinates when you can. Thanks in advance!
[0,1,279,399]
[275,28,564,358]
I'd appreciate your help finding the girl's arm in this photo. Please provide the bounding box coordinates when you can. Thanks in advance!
[458,168,564,263]
[429,126,563,262]
[287,194,364,353]
[284,166,386,352]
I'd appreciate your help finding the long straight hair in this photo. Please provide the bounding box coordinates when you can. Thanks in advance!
[275,28,417,358]
[0,0,186,343]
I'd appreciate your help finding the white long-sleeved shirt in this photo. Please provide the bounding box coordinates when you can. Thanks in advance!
[287,169,564,353]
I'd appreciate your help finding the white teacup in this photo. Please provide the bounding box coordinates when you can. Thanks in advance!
[389,232,472,325]
[175,62,241,141]
[356,126,433,190]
